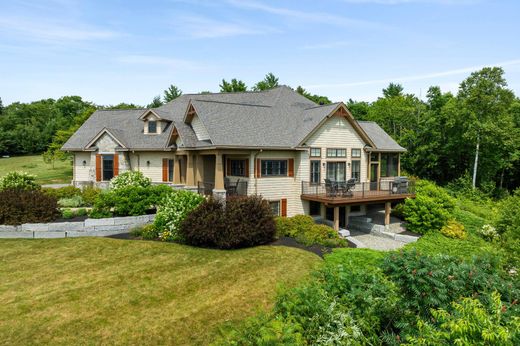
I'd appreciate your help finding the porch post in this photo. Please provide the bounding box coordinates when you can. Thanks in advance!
[173,156,182,185]
[384,202,391,226]
[213,152,226,200]
[333,206,340,231]
[397,154,401,176]
[195,155,204,185]
[185,154,197,192]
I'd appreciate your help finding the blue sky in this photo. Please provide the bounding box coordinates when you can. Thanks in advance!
[1,0,519,105]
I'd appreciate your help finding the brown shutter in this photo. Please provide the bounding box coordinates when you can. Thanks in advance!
[244,159,249,177]
[255,159,261,178]
[162,158,168,182]
[95,154,101,182]
[113,154,119,176]
[281,199,287,217]
[226,158,231,177]
[288,159,294,177]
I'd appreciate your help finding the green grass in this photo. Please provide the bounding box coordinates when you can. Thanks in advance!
[0,155,72,184]
[0,238,320,345]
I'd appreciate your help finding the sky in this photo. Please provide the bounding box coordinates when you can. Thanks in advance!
[1,0,519,106]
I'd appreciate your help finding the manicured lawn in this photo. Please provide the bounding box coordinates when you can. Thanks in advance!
[0,238,320,345]
[0,155,72,184]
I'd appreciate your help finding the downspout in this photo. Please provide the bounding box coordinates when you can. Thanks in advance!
[253,149,263,194]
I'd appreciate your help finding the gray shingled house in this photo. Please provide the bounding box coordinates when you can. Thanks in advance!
[62,86,413,230]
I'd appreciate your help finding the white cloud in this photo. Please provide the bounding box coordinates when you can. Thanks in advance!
[226,0,385,29]
[303,41,352,50]
[0,16,119,42]
[172,15,278,38]
[116,55,202,70]
[305,59,520,89]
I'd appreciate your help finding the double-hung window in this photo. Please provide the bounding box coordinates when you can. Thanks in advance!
[168,159,174,181]
[351,148,361,182]
[261,160,287,177]
[148,121,157,134]
[230,159,247,177]
[269,201,280,216]
[310,160,321,184]
[102,155,114,181]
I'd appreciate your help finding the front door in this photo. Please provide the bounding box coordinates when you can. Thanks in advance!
[370,164,378,191]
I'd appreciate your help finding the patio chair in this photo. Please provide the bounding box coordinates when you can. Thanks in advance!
[226,179,240,196]
[324,178,337,197]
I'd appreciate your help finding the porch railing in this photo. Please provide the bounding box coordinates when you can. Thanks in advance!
[197,181,248,197]
[301,178,415,199]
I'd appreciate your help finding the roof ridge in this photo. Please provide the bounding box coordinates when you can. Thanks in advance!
[303,102,340,110]
[192,99,272,108]
[96,108,147,112]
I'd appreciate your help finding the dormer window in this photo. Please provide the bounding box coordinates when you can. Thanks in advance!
[148,121,157,134]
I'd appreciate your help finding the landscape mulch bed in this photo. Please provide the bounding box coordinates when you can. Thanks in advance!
[105,234,355,258]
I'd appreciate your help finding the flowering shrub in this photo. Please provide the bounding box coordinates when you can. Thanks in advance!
[440,220,467,240]
[109,171,151,190]
[153,190,205,241]
[276,215,346,247]
[478,224,500,242]
[0,172,40,191]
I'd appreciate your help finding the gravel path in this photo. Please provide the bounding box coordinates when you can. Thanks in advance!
[348,230,408,251]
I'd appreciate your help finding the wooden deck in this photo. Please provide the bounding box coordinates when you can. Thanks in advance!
[301,191,415,206]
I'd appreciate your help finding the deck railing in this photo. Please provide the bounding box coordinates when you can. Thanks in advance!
[301,179,415,199]
[197,181,248,197]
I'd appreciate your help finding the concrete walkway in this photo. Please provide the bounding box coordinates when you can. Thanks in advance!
[347,229,409,251]
[41,183,70,189]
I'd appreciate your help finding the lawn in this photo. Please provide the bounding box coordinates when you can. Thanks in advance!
[0,155,72,184]
[0,238,320,345]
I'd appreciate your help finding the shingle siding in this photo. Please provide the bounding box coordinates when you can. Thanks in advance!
[191,114,211,141]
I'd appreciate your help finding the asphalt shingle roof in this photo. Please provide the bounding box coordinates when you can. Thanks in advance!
[62,86,405,152]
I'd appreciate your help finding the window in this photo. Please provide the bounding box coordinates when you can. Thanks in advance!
[351,160,360,182]
[269,201,280,216]
[326,148,346,158]
[351,148,361,158]
[309,201,321,215]
[261,160,287,177]
[380,153,399,177]
[102,155,114,181]
[310,148,321,157]
[168,159,174,182]
[148,120,157,134]
[230,159,247,177]
[310,160,321,184]
[326,162,346,181]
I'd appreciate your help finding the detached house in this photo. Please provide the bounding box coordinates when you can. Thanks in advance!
[62,86,414,231]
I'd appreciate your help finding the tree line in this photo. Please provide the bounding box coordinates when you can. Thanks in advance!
[1,69,518,193]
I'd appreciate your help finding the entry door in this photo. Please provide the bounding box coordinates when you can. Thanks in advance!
[370,164,378,191]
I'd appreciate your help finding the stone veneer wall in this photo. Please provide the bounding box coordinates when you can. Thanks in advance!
[0,214,155,239]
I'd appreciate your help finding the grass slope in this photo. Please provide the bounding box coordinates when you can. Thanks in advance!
[0,238,320,345]
[0,155,72,184]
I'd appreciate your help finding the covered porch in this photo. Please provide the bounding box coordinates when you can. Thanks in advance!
[170,150,249,198]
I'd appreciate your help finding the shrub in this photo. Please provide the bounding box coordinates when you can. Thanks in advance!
[109,171,151,190]
[76,208,87,216]
[130,224,158,240]
[61,209,74,219]
[478,224,500,242]
[91,185,172,218]
[440,220,466,240]
[180,196,277,249]
[276,214,345,247]
[58,195,84,208]
[0,172,40,191]
[404,292,520,345]
[81,186,101,206]
[153,190,205,241]
[42,186,81,200]
[495,188,520,236]
[402,180,455,234]
[0,189,59,225]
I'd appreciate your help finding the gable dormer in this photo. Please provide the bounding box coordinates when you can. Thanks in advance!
[139,109,164,135]
[183,101,211,141]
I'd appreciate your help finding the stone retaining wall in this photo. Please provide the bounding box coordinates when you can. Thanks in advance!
[0,214,155,239]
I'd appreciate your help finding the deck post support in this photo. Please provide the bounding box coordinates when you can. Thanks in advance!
[384,202,391,226]
[334,206,340,231]
[320,203,326,220]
